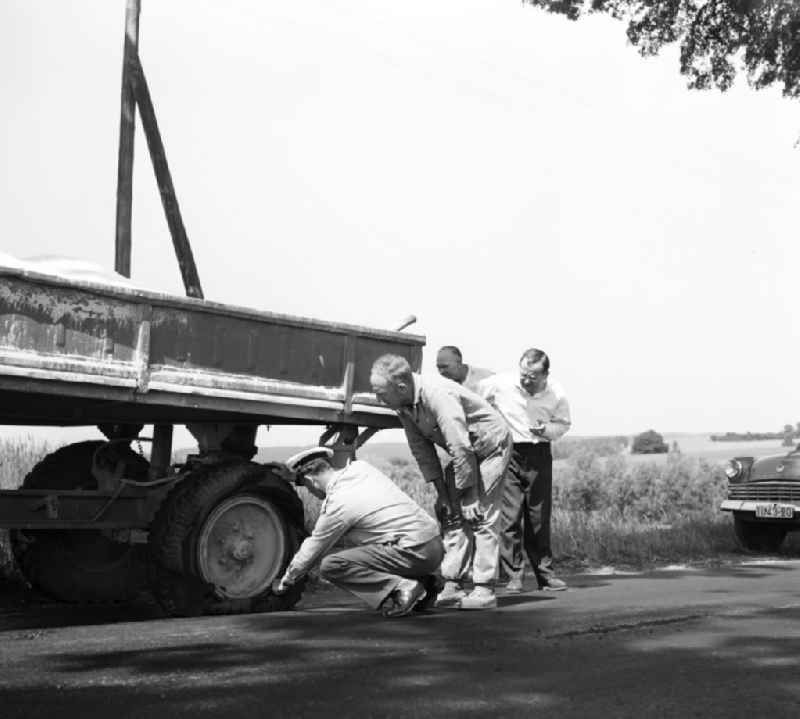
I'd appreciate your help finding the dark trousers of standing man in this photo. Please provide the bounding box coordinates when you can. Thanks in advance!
[498,442,558,588]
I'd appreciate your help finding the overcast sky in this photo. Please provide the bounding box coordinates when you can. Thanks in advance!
[2,0,799,446]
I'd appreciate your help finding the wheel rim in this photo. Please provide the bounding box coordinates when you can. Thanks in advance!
[196,495,287,599]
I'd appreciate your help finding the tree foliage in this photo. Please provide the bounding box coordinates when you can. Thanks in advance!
[632,429,669,454]
[525,0,800,98]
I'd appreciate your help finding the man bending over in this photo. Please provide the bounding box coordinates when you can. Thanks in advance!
[370,354,511,610]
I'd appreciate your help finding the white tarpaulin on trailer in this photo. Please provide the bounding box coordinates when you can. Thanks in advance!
[0,252,152,291]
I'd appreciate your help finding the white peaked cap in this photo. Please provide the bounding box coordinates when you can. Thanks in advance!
[284,446,334,473]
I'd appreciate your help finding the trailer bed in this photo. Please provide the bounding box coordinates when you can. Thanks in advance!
[0,265,424,429]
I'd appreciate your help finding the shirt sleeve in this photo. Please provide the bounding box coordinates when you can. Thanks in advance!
[543,394,571,441]
[282,499,353,584]
[400,413,445,485]
[426,386,479,491]
[477,375,496,403]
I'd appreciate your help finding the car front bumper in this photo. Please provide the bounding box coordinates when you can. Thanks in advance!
[720,499,800,519]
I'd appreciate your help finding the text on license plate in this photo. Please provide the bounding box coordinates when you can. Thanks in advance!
[755,503,794,519]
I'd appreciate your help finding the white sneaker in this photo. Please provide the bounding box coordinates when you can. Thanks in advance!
[435,581,467,608]
[459,586,497,610]
[504,577,524,594]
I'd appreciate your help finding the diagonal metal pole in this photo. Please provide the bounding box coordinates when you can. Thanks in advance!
[114,0,140,278]
[129,52,204,299]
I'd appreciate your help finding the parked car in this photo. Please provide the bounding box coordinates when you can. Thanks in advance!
[720,446,800,551]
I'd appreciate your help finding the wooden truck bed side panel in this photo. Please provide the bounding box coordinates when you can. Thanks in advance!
[0,268,424,426]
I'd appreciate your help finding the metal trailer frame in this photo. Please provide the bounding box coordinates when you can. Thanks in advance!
[0,263,424,530]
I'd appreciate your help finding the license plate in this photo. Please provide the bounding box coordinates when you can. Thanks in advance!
[755,503,794,519]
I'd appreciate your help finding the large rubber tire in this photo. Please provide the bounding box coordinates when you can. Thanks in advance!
[9,440,150,603]
[733,515,788,553]
[148,461,306,617]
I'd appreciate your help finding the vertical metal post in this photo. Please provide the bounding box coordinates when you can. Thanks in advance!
[114,0,141,278]
[149,424,173,479]
[330,425,359,469]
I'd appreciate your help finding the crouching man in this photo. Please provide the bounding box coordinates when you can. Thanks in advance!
[272,447,444,618]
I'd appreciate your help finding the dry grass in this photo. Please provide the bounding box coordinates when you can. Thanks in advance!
[552,509,737,567]
[0,437,51,579]
[2,436,796,586]
[367,455,772,570]
[0,436,50,490]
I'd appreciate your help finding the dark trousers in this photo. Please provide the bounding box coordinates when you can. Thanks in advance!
[498,442,556,587]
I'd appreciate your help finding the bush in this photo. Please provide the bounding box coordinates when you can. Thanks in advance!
[631,429,669,454]
[554,449,727,522]
[555,446,609,512]
[372,450,740,568]
[374,449,730,533]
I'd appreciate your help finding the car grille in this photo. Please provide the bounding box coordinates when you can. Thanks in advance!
[728,482,800,502]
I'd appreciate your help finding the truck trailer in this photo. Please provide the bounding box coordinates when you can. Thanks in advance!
[0,1,425,616]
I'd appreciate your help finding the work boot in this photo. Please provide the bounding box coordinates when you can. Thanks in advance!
[382,579,426,618]
[435,581,467,608]
[414,575,445,613]
[459,585,497,610]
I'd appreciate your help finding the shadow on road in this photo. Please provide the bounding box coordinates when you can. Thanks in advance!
[2,604,799,718]
[2,563,800,717]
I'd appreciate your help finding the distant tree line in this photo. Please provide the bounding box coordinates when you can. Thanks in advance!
[710,431,783,442]
[710,422,800,445]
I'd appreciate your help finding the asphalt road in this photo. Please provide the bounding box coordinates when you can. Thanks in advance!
[1,560,799,718]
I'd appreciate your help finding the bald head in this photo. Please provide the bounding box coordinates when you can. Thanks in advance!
[436,345,468,383]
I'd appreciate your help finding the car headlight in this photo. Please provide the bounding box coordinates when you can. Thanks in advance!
[725,459,742,481]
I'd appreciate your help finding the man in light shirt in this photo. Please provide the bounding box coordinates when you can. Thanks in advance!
[272,447,444,617]
[370,354,512,610]
[435,345,494,394]
[480,348,571,592]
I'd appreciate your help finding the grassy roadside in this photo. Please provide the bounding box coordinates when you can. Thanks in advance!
[2,437,799,590]
[369,450,800,569]
[0,437,51,580]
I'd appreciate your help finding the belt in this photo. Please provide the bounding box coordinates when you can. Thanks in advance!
[512,440,550,449]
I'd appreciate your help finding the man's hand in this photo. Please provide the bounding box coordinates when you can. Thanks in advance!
[271,576,292,595]
[460,500,483,523]
[530,420,547,438]
[459,486,482,524]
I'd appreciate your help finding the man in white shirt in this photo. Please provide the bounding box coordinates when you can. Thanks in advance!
[273,447,444,617]
[435,345,494,394]
[480,348,571,592]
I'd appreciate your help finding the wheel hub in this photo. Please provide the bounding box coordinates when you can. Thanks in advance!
[226,537,255,563]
